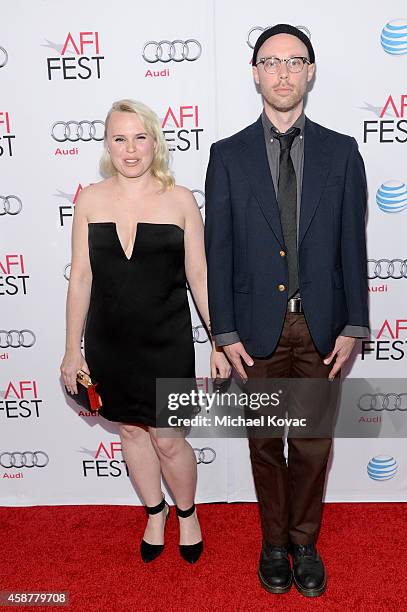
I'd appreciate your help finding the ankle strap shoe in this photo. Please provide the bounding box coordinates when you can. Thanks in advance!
[140,494,170,563]
[176,503,203,564]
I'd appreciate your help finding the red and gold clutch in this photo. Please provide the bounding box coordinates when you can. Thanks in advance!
[75,369,103,412]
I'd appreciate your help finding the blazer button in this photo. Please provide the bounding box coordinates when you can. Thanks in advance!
[279,250,286,257]
[277,284,286,292]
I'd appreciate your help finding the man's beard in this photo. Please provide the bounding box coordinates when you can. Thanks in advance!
[266,89,304,113]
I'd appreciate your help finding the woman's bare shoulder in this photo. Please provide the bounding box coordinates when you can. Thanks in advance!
[173,184,202,219]
[75,178,114,213]
[166,184,198,209]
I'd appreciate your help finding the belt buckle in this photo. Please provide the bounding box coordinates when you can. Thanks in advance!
[288,297,302,313]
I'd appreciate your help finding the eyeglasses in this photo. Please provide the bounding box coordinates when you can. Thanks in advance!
[256,56,311,74]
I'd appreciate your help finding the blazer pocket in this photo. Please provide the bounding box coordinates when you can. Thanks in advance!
[233,286,250,294]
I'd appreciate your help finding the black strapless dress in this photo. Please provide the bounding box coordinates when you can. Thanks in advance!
[84,222,195,426]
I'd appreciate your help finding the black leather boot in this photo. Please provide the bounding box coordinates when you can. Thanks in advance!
[258,542,292,594]
[292,544,326,597]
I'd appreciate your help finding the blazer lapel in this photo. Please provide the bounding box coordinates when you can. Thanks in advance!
[299,118,331,245]
[237,117,284,247]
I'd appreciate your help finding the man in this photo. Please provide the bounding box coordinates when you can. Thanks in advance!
[205,24,369,597]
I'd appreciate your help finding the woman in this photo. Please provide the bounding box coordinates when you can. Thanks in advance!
[60,99,231,564]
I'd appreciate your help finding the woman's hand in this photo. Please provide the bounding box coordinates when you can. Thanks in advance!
[60,350,89,394]
[210,343,232,380]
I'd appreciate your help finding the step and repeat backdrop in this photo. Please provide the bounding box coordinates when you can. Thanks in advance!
[1,0,407,505]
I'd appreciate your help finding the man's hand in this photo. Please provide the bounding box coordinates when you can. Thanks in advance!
[222,341,254,381]
[323,336,357,380]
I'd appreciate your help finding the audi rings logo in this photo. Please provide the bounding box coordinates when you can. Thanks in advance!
[51,120,105,142]
[193,447,216,464]
[368,259,407,279]
[192,325,209,343]
[0,451,49,468]
[63,263,71,281]
[0,46,7,68]
[192,189,205,210]
[247,25,311,49]
[0,330,36,349]
[0,195,22,216]
[142,39,202,63]
[358,393,407,411]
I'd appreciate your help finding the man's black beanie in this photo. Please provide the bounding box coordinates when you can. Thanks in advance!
[252,24,315,66]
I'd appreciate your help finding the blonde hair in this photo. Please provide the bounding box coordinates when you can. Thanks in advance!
[100,99,174,190]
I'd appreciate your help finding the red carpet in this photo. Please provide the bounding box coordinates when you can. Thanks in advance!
[1,502,406,611]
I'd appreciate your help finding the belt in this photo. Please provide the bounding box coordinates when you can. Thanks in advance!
[287,296,303,313]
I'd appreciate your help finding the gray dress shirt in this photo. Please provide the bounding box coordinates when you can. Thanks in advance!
[213,110,369,347]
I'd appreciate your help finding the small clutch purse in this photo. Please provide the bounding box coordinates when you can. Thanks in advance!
[75,369,103,412]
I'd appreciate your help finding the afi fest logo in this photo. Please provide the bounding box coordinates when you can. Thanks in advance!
[45,32,104,80]
[361,94,407,143]
[361,319,407,361]
[80,441,129,478]
[161,105,203,151]
[55,184,85,226]
[0,112,15,157]
[0,380,43,420]
[0,254,29,296]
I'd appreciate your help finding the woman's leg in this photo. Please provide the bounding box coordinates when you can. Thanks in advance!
[118,423,166,545]
[149,428,202,545]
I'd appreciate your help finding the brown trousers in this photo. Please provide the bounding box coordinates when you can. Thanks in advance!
[245,312,335,547]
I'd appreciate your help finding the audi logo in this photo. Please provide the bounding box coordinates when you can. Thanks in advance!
[0,329,36,349]
[51,120,105,143]
[247,25,311,49]
[358,393,407,411]
[0,451,49,468]
[193,447,216,464]
[192,189,205,210]
[192,325,209,343]
[142,39,202,63]
[368,259,407,279]
[0,195,22,216]
[0,46,7,68]
[64,263,71,281]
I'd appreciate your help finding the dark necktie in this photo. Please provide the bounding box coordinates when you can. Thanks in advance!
[273,127,300,298]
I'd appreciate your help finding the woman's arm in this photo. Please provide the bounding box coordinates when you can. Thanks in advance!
[184,189,211,334]
[60,190,92,393]
[182,187,231,379]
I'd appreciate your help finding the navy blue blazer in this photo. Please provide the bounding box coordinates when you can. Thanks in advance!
[204,115,369,357]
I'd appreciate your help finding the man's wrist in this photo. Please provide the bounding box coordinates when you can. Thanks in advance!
[213,330,241,347]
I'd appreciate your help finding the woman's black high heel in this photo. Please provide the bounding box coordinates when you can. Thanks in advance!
[140,495,170,563]
[176,503,203,564]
